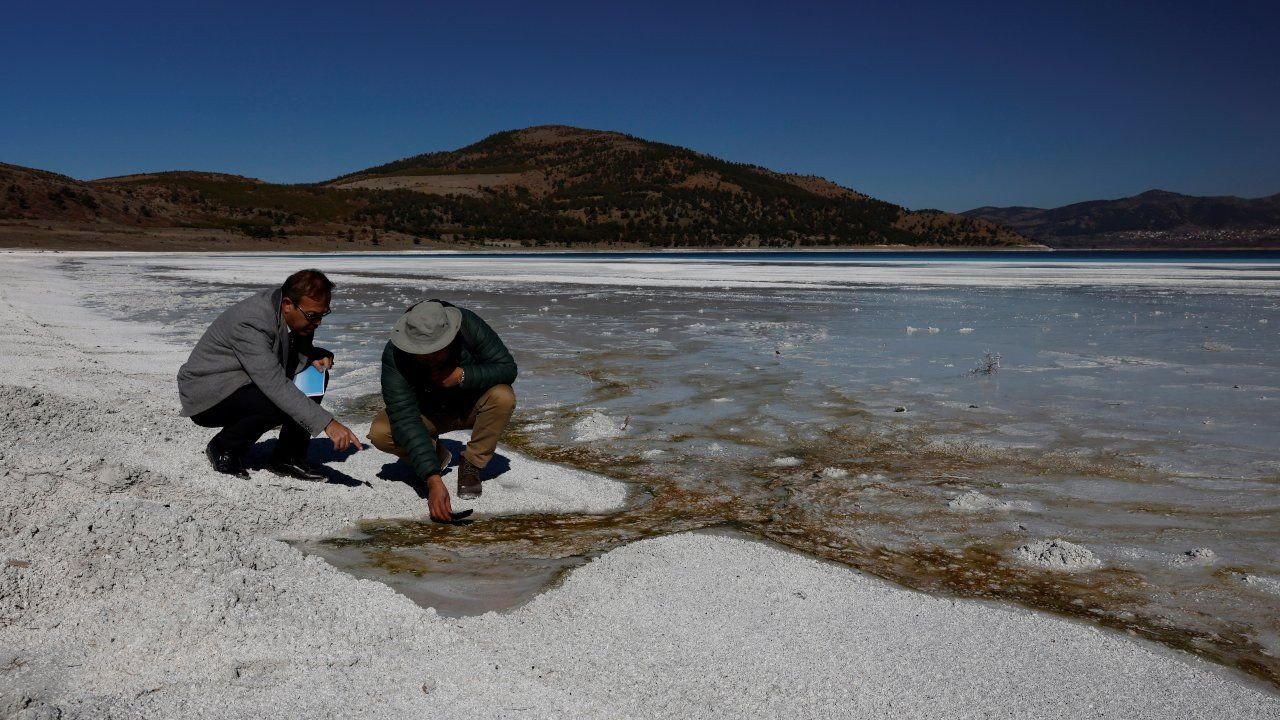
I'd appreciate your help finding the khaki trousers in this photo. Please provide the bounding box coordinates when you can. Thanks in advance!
[367,384,515,471]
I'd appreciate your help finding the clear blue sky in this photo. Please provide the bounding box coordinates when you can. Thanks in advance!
[2,0,1276,211]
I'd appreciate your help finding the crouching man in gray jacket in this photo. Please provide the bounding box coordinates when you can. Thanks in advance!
[177,269,362,480]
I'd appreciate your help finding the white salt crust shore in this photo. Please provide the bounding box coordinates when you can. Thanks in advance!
[2,251,1278,718]
[27,249,1280,294]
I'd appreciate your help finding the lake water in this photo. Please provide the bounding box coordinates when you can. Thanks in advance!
[74,249,1280,685]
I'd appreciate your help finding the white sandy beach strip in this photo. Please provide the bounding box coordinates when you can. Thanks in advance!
[1,251,1277,718]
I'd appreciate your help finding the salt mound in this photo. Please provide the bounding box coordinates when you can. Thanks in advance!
[948,491,1033,512]
[1174,547,1217,566]
[820,467,849,479]
[571,412,625,442]
[522,422,554,432]
[1014,539,1102,571]
[1237,573,1280,595]
[770,457,802,467]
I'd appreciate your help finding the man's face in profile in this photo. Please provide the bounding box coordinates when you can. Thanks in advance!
[283,295,330,337]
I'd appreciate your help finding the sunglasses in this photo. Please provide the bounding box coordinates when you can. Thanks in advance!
[288,300,332,323]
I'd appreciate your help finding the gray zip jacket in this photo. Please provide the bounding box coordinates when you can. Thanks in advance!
[177,287,334,436]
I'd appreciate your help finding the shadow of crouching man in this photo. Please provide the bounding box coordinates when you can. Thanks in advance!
[235,372,371,487]
[247,435,371,488]
[375,438,513,498]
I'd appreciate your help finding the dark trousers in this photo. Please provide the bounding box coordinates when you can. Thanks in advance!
[192,383,323,460]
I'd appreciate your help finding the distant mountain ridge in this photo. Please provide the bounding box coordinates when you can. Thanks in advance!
[327,125,873,201]
[320,125,1024,247]
[1,125,1027,250]
[963,189,1280,248]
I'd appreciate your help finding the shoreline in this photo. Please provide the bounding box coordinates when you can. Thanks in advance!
[9,220,1278,254]
[2,252,1278,717]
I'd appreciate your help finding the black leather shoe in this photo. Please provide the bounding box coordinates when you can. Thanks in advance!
[206,440,249,479]
[267,459,326,482]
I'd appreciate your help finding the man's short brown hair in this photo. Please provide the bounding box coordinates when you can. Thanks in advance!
[281,269,334,305]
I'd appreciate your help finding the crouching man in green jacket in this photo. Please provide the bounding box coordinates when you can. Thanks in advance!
[368,300,517,521]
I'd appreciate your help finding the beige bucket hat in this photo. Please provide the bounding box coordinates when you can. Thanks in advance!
[391,301,462,354]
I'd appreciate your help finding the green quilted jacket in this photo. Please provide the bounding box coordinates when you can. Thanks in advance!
[379,305,517,481]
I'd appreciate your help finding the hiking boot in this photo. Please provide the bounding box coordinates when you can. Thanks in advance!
[205,439,249,480]
[457,457,482,498]
[266,458,326,482]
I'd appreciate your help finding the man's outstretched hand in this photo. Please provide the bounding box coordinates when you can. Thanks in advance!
[324,419,362,453]
[426,474,452,521]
